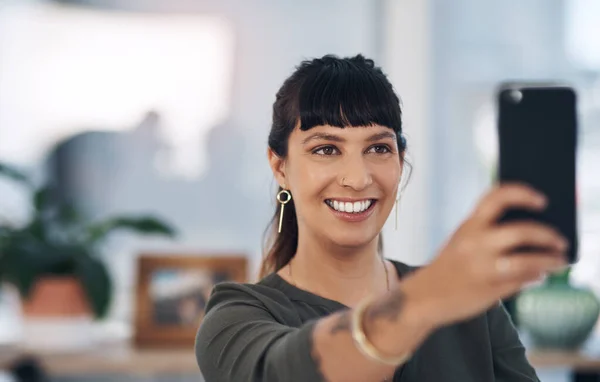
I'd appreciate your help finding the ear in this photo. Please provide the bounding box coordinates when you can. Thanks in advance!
[267,147,288,188]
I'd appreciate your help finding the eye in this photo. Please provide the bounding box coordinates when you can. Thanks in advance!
[367,144,392,154]
[312,145,340,156]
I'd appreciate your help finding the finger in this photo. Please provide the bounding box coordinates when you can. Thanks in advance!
[488,222,568,253]
[496,278,543,301]
[473,183,547,225]
[492,252,568,283]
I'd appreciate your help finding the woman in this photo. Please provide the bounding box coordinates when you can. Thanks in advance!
[195,55,568,381]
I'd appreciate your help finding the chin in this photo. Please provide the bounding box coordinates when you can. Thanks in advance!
[327,229,379,250]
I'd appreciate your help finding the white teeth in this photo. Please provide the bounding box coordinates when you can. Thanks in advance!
[345,202,352,212]
[326,199,374,214]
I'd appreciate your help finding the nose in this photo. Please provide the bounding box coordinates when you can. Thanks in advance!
[340,155,373,191]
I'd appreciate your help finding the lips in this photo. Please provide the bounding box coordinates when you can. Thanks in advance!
[325,199,375,214]
[324,199,377,222]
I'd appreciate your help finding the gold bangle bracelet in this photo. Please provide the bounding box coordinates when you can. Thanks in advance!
[351,296,412,366]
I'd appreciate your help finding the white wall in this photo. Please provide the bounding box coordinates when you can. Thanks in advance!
[0,0,435,325]
[30,0,395,323]
[381,0,433,265]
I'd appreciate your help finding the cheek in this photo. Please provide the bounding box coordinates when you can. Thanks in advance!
[373,163,402,203]
[290,159,335,197]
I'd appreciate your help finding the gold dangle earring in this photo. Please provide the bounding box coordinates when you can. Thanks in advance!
[277,188,292,233]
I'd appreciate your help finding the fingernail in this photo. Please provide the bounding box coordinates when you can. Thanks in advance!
[537,195,548,207]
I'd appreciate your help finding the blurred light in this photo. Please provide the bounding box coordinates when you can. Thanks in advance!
[473,99,498,171]
[565,0,600,71]
[0,373,15,382]
[0,2,234,178]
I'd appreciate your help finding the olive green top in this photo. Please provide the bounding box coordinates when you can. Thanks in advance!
[195,260,539,382]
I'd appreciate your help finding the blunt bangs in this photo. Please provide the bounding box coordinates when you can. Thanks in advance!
[297,59,402,133]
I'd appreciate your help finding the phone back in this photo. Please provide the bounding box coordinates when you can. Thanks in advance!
[497,84,578,263]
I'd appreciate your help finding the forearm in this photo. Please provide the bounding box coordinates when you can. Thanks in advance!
[311,275,436,382]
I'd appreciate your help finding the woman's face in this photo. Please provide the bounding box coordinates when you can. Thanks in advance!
[269,124,403,249]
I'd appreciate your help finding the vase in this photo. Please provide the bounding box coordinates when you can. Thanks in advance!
[20,277,95,351]
[516,281,600,349]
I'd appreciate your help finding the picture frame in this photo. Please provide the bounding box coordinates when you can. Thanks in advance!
[134,254,247,348]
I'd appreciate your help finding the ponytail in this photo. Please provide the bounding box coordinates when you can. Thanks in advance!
[260,186,298,278]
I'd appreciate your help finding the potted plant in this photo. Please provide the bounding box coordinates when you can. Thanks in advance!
[516,267,600,349]
[0,162,176,326]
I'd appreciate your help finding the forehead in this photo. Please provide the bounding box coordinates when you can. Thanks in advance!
[291,123,396,141]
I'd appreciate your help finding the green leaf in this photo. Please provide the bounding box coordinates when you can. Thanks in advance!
[56,204,81,225]
[36,245,79,275]
[0,225,12,242]
[1,241,40,297]
[24,217,48,242]
[0,234,79,296]
[33,186,53,212]
[0,163,32,188]
[86,216,176,245]
[0,254,5,283]
[75,255,112,319]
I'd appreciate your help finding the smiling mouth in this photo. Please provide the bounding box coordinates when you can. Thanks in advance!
[324,199,377,214]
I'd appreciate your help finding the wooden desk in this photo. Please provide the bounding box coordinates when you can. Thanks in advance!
[527,334,600,370]
[1,336,600,379]
[527,334,600,382]
[0,343,199,377]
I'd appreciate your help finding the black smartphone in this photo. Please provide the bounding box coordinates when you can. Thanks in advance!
[496,83,578,264]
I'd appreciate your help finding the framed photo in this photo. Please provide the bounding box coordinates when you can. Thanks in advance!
[134,254,247,348]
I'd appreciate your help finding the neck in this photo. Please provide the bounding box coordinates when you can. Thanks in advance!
[288,233,389,307]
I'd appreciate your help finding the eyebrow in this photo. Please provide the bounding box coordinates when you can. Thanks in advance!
[301,131,397,145]
[366,131,397,142]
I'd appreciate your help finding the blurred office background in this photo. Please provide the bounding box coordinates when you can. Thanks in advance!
[0,0,599,381]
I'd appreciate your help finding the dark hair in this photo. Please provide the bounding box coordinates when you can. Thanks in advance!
[260,54,408,278]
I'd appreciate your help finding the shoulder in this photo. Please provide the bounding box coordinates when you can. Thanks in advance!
[195,278,305,380]
[486,301,521,339]
[203,274,300,324]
